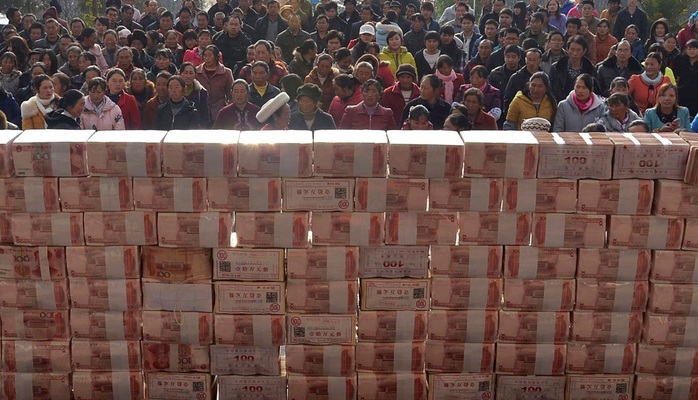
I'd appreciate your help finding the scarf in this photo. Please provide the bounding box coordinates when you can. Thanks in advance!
[572,93,594,115]
[435,69,457,103]
[36,95,56,116]
[641,71,663,86]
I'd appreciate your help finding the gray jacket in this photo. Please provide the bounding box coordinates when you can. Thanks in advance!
[553,92,607,133]
[596,109,642,132]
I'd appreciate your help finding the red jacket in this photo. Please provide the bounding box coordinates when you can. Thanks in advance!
[438,73,465,103]
[328,87,362,125]
[339,101,396,130]
[116,91,142,130]
[677,24,698,51]
[470,109,498,130]
[381,82,420,126]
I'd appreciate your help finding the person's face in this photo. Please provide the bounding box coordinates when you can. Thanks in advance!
[204,49,217,65]
[42,54,53,68]
[215,15,225,27]
[334,83,350,98]
[505,52,520,69]
[410,115,430,129]
[658,87,677,109]
[131,73,146,91]
[644,57,660,76]
[23,16,35,31]
[609,102,627,120]
[388,34,402,49]
[122,8,134,22]
[580,19,589,34]
[397,73,414,90]
[316,18,329,32]
[444,118,458,130]
[608,1,619,11]
[11,11,21,25]
[117,50,133,68]
[568,42,585,61]
[440,33,453,45]
[654,23,667,37]
[160,16,173,30]
[528,77,546,99]
[361,9,373,22]
[156,56,170,70]
[346,2,356,13]
[437,62,453,76]
[464,94,480,114]
[625,28,638,42]
[499,13,512,27]
[327,38,342,52]
[108,73,125,93]
[240,0,250,8]
[168,80,184,101]
[616,42,631,62]
[470,72,485,87]
[89,85,106,104]
[274,104,291,127]
[547,0,558,12]
[180,12,192,26]
[79,57,91,71]
[316,59,331,77]
[425,38,439,51]
[1,58,14,73]
[59,38,72,56]
[148,1,159,13]
[412,19,424,31]
[628,0,637,7]
[46,22,59,37]
[104,34,117,50]
[268,2,280,16]
[197,14,208,28]
[107,10,118,23]
[155,77,169,99]
[686,46,698,59]
[566,23,578,35]
[194,34,209,49]
[597,23,609,36]
[421,8,432,19]
[461,19,474,33]
[582,4,593,18]
[406,6,416,18]
[383,3,391,14]
[664,38,677,52]
[181,66,196,86]
[525,51,540,72]
[530,18,542,32]
[68,97,86,117]
[549,34,564,51]
[185,37,197,49]
[95,20,107,34]
[289,16,301,31]
[252,66,268,85]
[361,85,380,106]
[298,95,316,113]
[231,82,248,105]
[493,0,504,12]
[337,55,352,70]
[355,67,372,83]
[484,24,497,39]
[420,80,435,100]
[85,70,99,83]
[574,78,590,101]
[165,33,178,48]
[30,28,43,43]
[71,22,84,38]
[360,32,373,43]
[255,44,271,62]
[38,79,54,99]
[504,33,519,46]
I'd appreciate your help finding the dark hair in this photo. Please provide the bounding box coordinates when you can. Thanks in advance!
[251,60,270,73]
[567,34,588,50]
[384,10,398,23]
[547,30,564,42]
[470,65,489,79]
[106,67,127,81]
[436,54,455,69]
[334,47,352,61]
[178,6,192,16]
[460,13,476,23]
[32,73,52,91]
[575,73,595,92]
[82,65,101,79]
[522,38,540,51]
[39,49,59,75]
[326,30,344,43]
[179,61,196,74]
[297,39,317,56]
[686,39,698,49]
[324,1,339,11]
[30,22,45,34]
[385,30,402,44]
[421,74,442,89]
[504,43,522,56]
[316,14,329,23]
[232,78,249,92]
[333,73,355,90]
[530,12,544,23]
[77,27,96,42]
[597,18,610,28]
[154,48,172,59]
[566,17,581,29]
[445,113,470,131]
[87,76,108,92]
[160,10,174,20]
[581,122,606,132]
[52,72,70,92]
[361,78,383,93]
[463,87,484,104]
[411,13,425,23]
[409,104,430,120]
[167,75,186,90]
[627,119,650,131]
[645,51,663,68]
[7,37,30,69]
[420,1,434,11]
[424,31,441,43]
[183,29,198,43]
[0,52,17,68]
[156,71,173,82]
[607,92,630,107]
[30,62,48,76]
[79,51,97,64]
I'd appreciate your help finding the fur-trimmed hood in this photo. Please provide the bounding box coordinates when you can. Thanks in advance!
[21,96,57,119]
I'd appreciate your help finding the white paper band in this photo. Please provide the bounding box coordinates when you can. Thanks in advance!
[100,178,122,211]
[180,312,199,344]
[15,342,33,372]
[471,179,493,211]
[15,372,33,400]
[38,248,51,280]
[673,350,694,376]
[51,142,71,176]
[543,281,562,311]
[505,144,525,178]
[204,143,223,177]
[249,179,270,211]
[466,311,485,342]
[349,213,370,246]
[603,345,624,373]
[497,213,516,244]
[107,280,128,311]
[105,247,126,279]
[425,145,446,178]
[253,315,272,346]
[325,247,347,281]
[395,311,416,342]
[330,282,349,314]
[51,214,71,246]
[112,371,132,400]
[468,280,488,309]
[328,377,347,400]
[617,180,640,214]
[36,282,57,310]
[199,213,218,247]
[617,250,639,281]
[396,213,417,245]
[126,143,147,176]
[367,179,386,212]
[517,247,539,279]
[396,373,415,400]
[463,343,484,372]
[671,378,691,400]
[109,341,130,370]
[516,180,537,212]
[105,311,126,340]
[684,318,698,346]
[323,346,342,376]
[648,217,669,249]
[622,133,641,145]
[468,246,490,277]
[393,343,413,372]
[174,178,194,212]
[354,143,372,177]
[609,313,630,343]
[125,213,146,245]
[15,311,25,338]
[537,313,556,343]
[280,144,300,177]
[24,178,46,212]
[544,214,566,248]
[534,345,552,375]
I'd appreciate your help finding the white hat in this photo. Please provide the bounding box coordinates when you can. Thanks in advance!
[521,117,551,131]
[359,24,375,36]
[256,92,290,123]
[118,28,132,39]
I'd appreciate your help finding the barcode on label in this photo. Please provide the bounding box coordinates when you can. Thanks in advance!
[266,292,278,303]
[294,327,305,337]
[335,187,347,199]
[479,381,490,392]
[219,261,231,272]
[413,288,425,299]
[193,382,204,392]
[615,383,627,393]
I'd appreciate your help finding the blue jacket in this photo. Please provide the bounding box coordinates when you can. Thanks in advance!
[644,107,691,132]
[692,113,698,133]
[0,93,21,128]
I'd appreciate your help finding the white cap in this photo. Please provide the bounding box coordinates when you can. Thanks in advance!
[256,92,291,123]
[359,24,376,36]
[118,28,131,38]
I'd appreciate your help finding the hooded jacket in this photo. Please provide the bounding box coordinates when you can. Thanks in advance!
[21,95,58,129]
[153,98,199,130]
[80,96,125,131]
[596,108,642,132]
[381,81,421,127]
[289,108,337,130]
[379,46,417,77]
[552,91,607,132]
[504,90,557,130]
[594,55,644,96]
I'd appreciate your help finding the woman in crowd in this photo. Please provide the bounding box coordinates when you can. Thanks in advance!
[547,0,567,35]
[402,74,451,129]
[304,54,338,112]
[51,72,70,97]
[333,48,354,75]
[239,40,288,88]
[597,92,642,132]
[0,52,22,96]
[5,36,31,72]
[179,62,211,128]
[357,52,395,88]
[105,68,142,129]
[58,45,82,77]
[289,39,317,82]
[644,83,691,132]
[81,77,125,130]
[289,83,336,130]
[182,30,218,67]
[435,55,464,104]
[379,31,416,78]
[462,87,499,130]
[553,74,606,132]
[154,75,199,129]
[164,30,185,66]
[339,79,396,129]
[76,27,109,70]
[504,72,557,130]
[279,73,304,114]
[455,65,502,120]
[45,89,85,129]
[39,49,58,76]
[645,18,669,54]
[21,74,58,129]
[195,45,233,120]
[258,92,291,130]
[663,34,681,69]
[624,24,646,62]
[143,71,172,129]
[674,39,698,118]
[16,63,48,104]
[443,113,471,131]
[125,69,155,122]
[628,52,671,115]
[401,105,432,130]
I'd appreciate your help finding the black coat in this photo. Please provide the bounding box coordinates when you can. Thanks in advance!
[153,99,199,130]
[593,55,643,97]
[400,97,452,130]
[289,109,337,130]
[45,110,81,129]
[255,15,289,42]
[248,83,281,108]
[549,56,596,102]
[674,54,698,118]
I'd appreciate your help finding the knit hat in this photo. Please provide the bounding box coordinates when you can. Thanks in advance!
[256,92,291,123]
[118,28,132,39]
[296,83,322,102]
[521,117,551,131]
[396,64,417,79]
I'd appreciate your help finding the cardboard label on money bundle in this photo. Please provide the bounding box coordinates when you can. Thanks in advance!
[237,130,312,177]
[576,279,648,312]
[65,246,139,279]
[220,376,287,400]
[142,311,212,344]
[71,310,142,341]
[495,343,567,375]
[209,345,279,375]
[458,212,531,245]
[609,215,684,250]
[355,178,428,212]
[566,375,633,400]
[0,130,20,178]
[59,177,134,212]
[357,372,427,400]
[146,372,211,400]
[428,374,494,400]
[286,247,358,281]
[1,340,71,373]
[652,250,698,283]
[287,314,356,345]
[69,279,142,311]
[214,314,285,346]
[565,343,637,374]
[72,371,144,400]
[1,372,71,400]
[142,342,210,372]
[83,211,157,246]
[0,177,59,212]
[430,246,502,278]
[12,129,93,177]
[286,280,357,314]
[532,213,606,248]
[0,246,65,280]
[312,212,384,246]
[214,248,285,281]
[12,213,84,246]
[287,344,356,376]
[360,279,431,311]
[648,282,698,316]
[208,177,281,211]
[503,178,577,212]
[504,246,576,279]
[496,375,566,400]
[577,179,654,215]
[385,212,459,245]
[634,375,698,400]
[609,132,689,179]
[570,311,643,344]
[234,212,308,248]
[161,129,238,177]
[157,212,232,248]
[313,129,387,177]
[283,178,355,211]
[87,130,165,177]
[288,375,355,400]
[636,344,698,375]
[498,311,570,343]
[429,178,502,212]
[642,315,698,347]
[577,248,651,281]
[424,342,494,373]
[358,310,427,342]
[503,279,575,311]
[133,177,207,212]
[0,279,69,309]
[0,309,70,340]
[388,130,464,178]
[356,342,425,373]
[427,310,498,343]
[70,340,141,371]
[431,278,502,310]
[142,282,212,312]
[359,246,428,278]
[215,282,285,314]
[142,246,211,282]
[462,131,538,178]
[534,132,614,179]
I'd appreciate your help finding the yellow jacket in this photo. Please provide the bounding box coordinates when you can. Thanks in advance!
[379,46,417,77]
[21,96,56,129]
[505,91,557,130]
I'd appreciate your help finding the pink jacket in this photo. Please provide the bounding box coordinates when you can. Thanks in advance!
[182,47,224,67]
[80,96,125,131]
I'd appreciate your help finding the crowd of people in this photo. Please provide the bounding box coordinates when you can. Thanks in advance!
[1,0,698,133]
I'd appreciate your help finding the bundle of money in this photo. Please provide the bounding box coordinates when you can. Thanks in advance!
[458,212,531,245]
[145,372,211,400]
[1,372,71,399]
[497,311,570,343]
[1,340,71,372]
[355,178,428,212]
[642,315,698,347]
[59,177,134,212]
[286,314,356,345]
[157,212,232,248]
[283,178,355,212]
[72,371,144,400]
[495,376,566,400]
[0,309,70,340]
[685,144,698,185]
[502,279,575,311]
[286,344,356,376]
[11,213,84,246]
[86,130,165,177]
[356,372,427,400]
[0,211,13,243]
[142,282,212,312]
[634,375,698,399]
[83,211,157,246]
[429,178,502,212]
[0,280,69,309]
[427,374,494,400]
[311,212,384,246]
[237,130,312,177]
[565,343,637,374]
[161,129,238,177]
[462,131,538,178]
[647,283,698,316]
[142,342,210,372]
[0,246,66,280]
[0,177,59,212]
[286,280,357,314]
[354,342,425,373]
[387,130,464,178]
[533,132,614,179]
[12,129,93,177]
[357,311,428,342]
[608,132,689,180]
[430,245,503,278]
[70,340,141,371]
[652,179,698,217]
[682,219,698,250]
[220,376,287,399]
[287,375,355,400]
[608,215,684,249]
[577,179,654,215]
[133,177,207,212]
[503,246,577,279]
[207,177,281,211]
[142,247,211,282]
[209,345,279,375]
[384,212,459,245]
[635,344,698,375]
[431,278,501,310]
[234,212,308,248]
[494,343,566,375]
[652,250,698,283]
[0,130,20,177]
[423,342,494,373]
[65,246,140,279]
[214,248,285,281]
[531,213,606,248]
[576,279,648,312]
[427,310,498,343]
[286,247,358,281]
[214,314,285,346]
[215,282,285,314]
[313,129,387,177]
[69,279,142,311]
[71,310,142,341]
[577,248,651,281]
[570,311,643,343]
[502,178,577,212]
[360,279,431,311]
[141,311,212,344]
[566,375,634,400]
